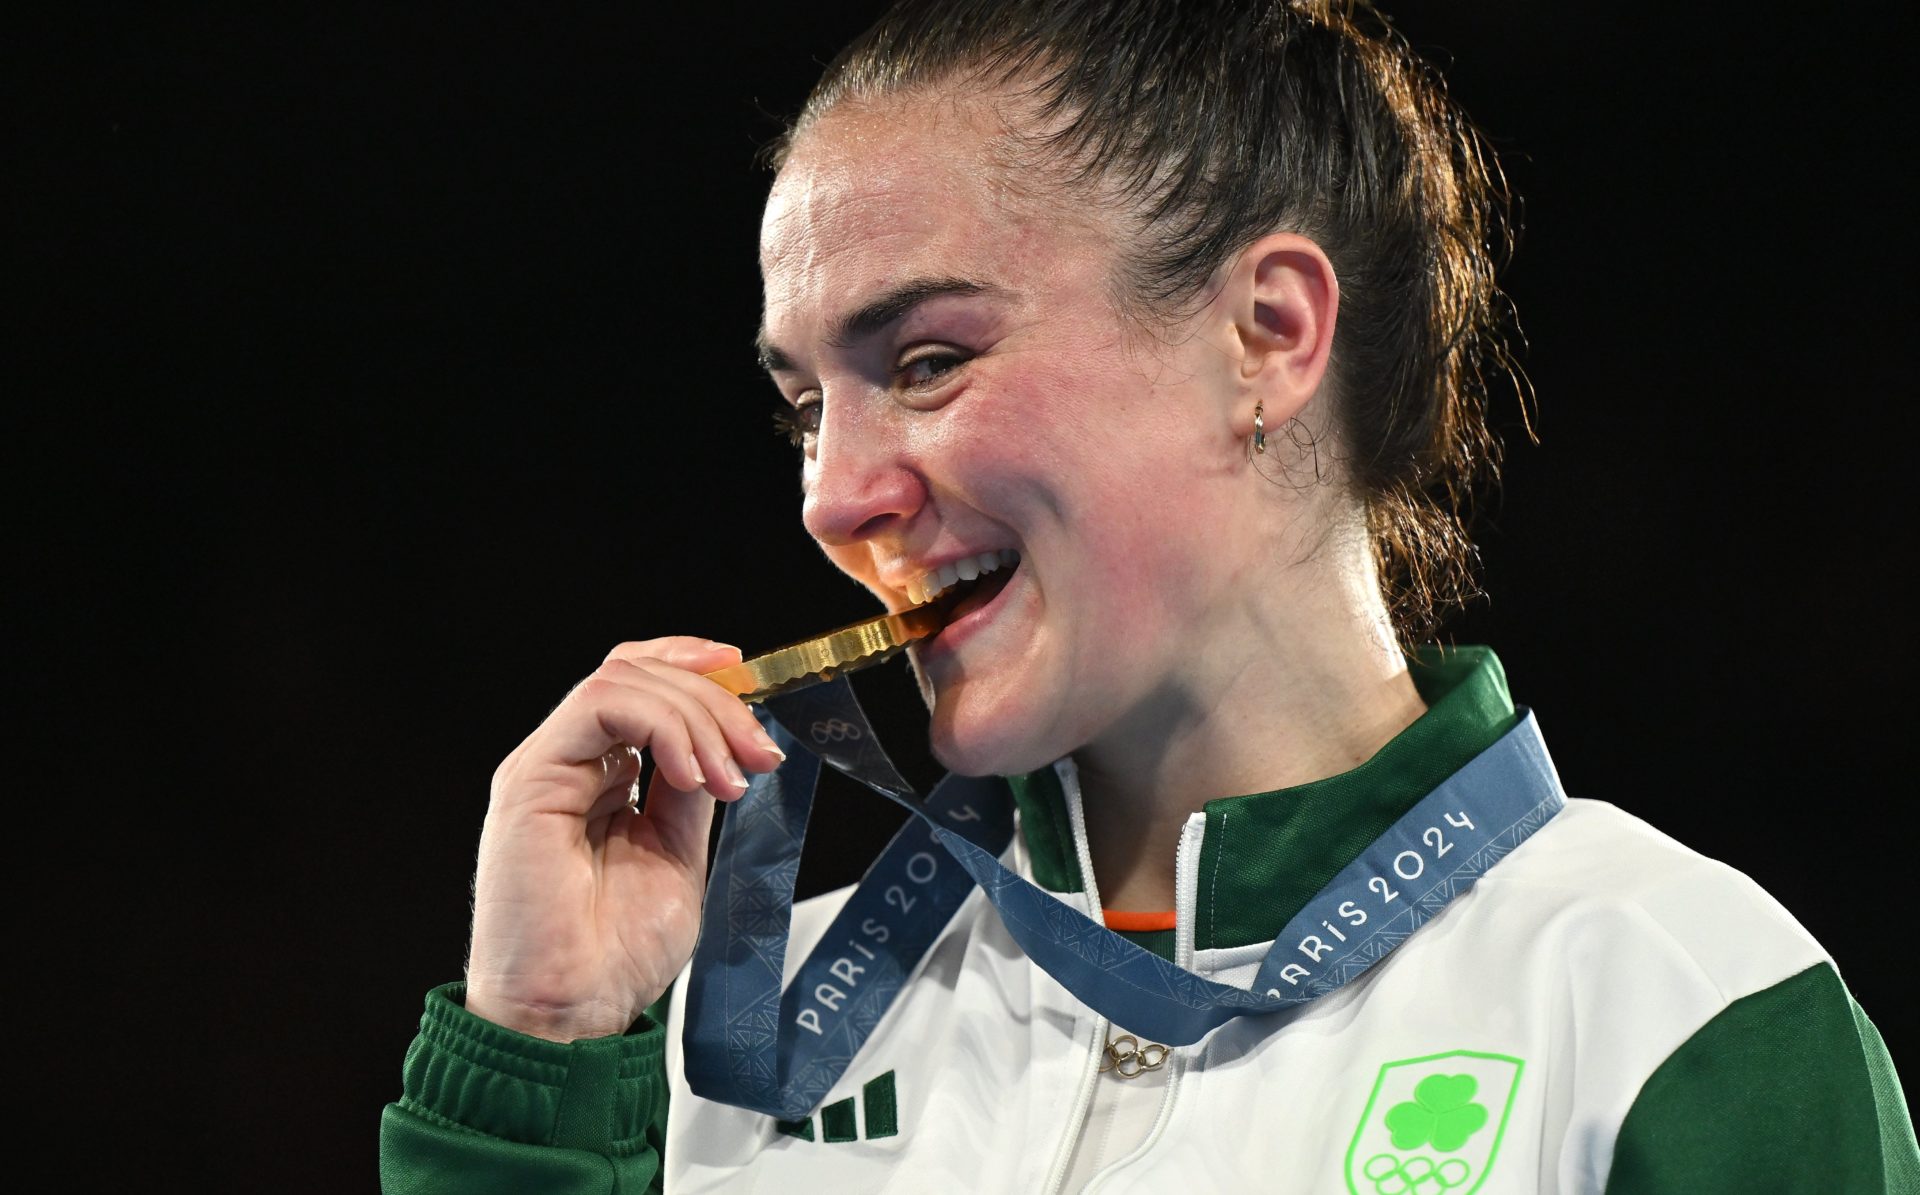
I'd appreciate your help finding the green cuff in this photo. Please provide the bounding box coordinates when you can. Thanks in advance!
[397,983,666,1156]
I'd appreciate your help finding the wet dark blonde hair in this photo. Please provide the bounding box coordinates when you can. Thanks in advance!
[767,0,1525,647]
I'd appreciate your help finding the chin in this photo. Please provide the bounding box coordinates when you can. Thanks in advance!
[924,689,1063,779]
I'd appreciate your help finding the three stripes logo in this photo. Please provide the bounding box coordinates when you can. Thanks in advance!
[775,1071,900,1143]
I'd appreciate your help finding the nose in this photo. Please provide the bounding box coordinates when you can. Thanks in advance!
[800,398,928,548]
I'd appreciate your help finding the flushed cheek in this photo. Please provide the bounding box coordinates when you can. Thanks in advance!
[939,439,1172,643]
[1043,483,1213,675]
[915,531,1157,771]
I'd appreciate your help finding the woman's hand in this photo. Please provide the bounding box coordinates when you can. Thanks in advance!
[464,637,786,1042]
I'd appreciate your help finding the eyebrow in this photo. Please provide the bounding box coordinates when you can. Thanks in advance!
[755,277,995,373]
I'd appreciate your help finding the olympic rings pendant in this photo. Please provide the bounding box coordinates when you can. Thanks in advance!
[1098,1033,1171,1079]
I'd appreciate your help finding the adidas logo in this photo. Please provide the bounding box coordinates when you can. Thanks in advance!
[775,1071,899,1142]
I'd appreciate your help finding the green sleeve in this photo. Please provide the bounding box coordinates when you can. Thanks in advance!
[1606,962,1920,1194]
[379,983,671,1194]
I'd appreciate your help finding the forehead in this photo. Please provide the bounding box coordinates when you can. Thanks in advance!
[758,97,1101,337]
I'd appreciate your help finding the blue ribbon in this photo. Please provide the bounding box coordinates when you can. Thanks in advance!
[683,677,1565,1120]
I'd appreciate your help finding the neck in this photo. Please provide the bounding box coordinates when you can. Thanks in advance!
[1071,525,1426,913]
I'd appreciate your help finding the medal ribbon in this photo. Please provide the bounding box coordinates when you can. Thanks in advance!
[683,677,1565,1120]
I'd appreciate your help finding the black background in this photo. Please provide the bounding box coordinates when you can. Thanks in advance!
[19,2,1915,1187]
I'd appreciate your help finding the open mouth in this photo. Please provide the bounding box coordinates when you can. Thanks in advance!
[909,549,1020,629]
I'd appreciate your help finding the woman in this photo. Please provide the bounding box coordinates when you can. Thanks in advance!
[382,1,1916,1190]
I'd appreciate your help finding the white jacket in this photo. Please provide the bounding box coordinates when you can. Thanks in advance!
[663,772,1882,1192]
[385,648,1916,1194]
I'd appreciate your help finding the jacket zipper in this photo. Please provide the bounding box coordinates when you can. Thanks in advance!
[1042,758,1110,1195]
[1080,812,1208,1194]
[1044,772,1211,1194]
[1041,1011,1112,1195]
[1173,811,1205,971]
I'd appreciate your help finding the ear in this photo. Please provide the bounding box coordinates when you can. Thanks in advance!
[1219,233,1339,434]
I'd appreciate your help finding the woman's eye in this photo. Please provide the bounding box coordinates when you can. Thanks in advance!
[771,398,821,448]
[897,350,968,389]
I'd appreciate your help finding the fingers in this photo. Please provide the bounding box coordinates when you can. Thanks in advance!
[624,768,721,871]
[604,637,741,672]
[600,640,786,779]
[496,639,786,814]
[640,660,788,775]
[579,663,749,799]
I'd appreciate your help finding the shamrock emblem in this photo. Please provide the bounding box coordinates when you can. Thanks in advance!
[1383,1073,1489,1152]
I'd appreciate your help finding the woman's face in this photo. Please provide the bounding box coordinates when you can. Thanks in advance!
[758,96,1256,776]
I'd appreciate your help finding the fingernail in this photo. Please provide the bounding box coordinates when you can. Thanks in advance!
[723,757,749,789]
[689,757,707,786]
[755,731,786,761]
[705,641,740,653]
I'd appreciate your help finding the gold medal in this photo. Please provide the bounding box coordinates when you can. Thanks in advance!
[702,604,946,703]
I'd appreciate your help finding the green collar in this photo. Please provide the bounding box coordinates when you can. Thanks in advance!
[1005,645,1520,952]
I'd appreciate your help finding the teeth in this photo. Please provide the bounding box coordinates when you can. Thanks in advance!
[905,549,1020,605]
